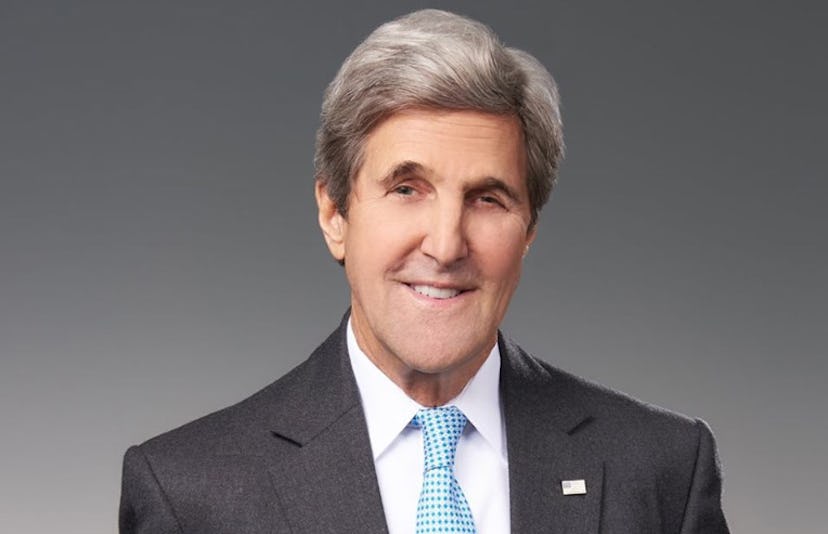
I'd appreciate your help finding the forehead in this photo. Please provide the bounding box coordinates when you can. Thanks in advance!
[359,109,527,185]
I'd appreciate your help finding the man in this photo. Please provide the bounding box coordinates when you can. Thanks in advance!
[120,9,729,533]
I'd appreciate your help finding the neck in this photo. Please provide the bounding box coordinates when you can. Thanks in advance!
[360,346,491,407]
[398,370,476,407]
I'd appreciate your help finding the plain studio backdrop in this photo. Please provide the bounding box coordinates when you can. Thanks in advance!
[1,1,825,532]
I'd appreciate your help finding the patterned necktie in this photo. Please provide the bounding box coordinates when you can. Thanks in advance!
[412,405,477,533]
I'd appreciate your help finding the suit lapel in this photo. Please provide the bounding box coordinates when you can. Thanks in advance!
[244,317,389,533]
[500,335,604,533]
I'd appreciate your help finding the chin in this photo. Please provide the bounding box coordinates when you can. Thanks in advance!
[397,336,492,375]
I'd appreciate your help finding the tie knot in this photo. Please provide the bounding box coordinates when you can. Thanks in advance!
[412,405,468,471]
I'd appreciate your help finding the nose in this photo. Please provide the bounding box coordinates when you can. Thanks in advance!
[419,200,469,266]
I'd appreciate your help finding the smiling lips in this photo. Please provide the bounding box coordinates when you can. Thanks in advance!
[408,283,467,299]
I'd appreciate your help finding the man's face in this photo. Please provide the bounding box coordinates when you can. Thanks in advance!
[317,109,535,391]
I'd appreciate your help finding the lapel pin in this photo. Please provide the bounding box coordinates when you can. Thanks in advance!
[561,479,587,495]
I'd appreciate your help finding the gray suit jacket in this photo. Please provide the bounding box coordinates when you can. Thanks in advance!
[120,316,729,533]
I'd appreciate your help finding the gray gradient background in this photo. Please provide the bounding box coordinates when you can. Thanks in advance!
[1,1,825,532]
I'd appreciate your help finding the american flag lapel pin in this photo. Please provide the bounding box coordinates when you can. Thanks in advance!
[561,479,587,495]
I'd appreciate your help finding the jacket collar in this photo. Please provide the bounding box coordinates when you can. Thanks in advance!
[500,334,604,533]
[258,312,390,533]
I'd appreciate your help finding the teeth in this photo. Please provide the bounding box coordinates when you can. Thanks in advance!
[411,284,461,299]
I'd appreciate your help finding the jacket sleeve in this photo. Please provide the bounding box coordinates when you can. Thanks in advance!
[679,419,730,533]
[119,445,184,534]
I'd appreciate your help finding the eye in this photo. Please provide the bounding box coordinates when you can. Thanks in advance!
[392,184,416,196]
[475,194,506,208]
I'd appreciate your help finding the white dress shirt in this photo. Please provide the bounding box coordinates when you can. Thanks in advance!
[347,319,510,534]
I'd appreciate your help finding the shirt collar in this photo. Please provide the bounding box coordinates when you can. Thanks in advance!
[347,318,506,463]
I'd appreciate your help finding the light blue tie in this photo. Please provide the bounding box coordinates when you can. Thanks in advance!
[412,406,477,533]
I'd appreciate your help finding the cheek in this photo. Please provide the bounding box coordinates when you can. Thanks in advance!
[472,223,529,277]
[346,208,418,273]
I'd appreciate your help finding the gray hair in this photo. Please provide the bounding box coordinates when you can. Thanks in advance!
[314,9,564,228]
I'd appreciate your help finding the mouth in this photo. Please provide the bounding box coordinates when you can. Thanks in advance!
[406,283,468,300]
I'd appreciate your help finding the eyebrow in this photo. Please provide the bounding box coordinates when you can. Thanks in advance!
[470,176,522,204]
[377,160,425,188]
[378,160,523,203]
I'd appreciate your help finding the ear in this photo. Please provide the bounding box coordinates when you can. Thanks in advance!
[523,225,538,258]
[315,180,346,262]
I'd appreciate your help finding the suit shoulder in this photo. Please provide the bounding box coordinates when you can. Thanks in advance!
[133,354,315,459]
[132,323,349,459]
[503,339,705,441]
[553,358,694,424]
